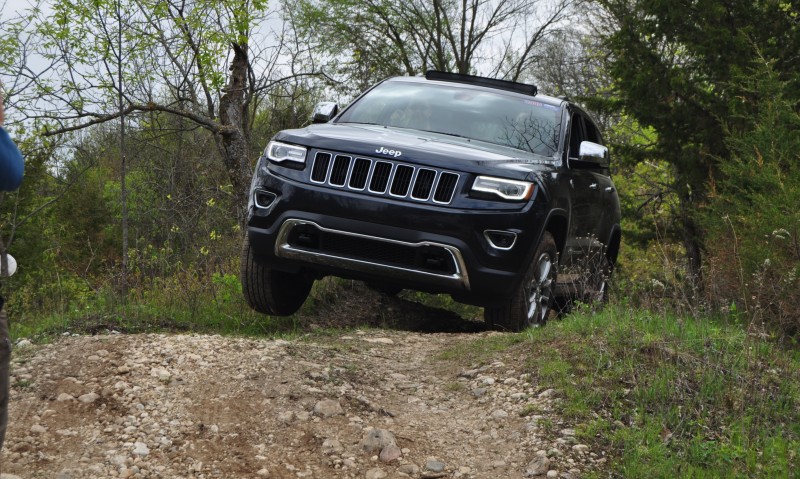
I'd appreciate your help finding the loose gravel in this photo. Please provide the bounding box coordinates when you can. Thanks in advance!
[1,329,605,478]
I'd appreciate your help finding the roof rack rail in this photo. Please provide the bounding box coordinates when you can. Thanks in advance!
[425,71,537,96]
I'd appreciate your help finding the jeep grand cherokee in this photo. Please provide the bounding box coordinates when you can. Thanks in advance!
[241,71,621,331]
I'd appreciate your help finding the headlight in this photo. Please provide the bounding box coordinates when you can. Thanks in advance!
[265,141,307,165]
[471,176,535,201]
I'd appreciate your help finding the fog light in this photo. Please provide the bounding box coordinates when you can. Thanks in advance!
[254,189,277,209]
[484,230,517,250]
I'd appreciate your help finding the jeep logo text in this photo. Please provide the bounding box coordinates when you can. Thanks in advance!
[375,147,402,158]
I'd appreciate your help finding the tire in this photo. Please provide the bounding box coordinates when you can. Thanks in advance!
[485,232,557,331]
[364,281,403,297]
[240,235,313,316]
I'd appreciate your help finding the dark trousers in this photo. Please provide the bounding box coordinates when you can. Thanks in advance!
[0,307,9,451]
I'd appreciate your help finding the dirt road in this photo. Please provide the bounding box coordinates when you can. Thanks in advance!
[0,293,602,479]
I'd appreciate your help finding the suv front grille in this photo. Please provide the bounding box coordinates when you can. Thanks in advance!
[310,151,460,205]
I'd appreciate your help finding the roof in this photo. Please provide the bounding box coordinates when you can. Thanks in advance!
[385,74,565,109]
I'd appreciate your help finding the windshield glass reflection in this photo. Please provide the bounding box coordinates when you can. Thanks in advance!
[336,81,561,156]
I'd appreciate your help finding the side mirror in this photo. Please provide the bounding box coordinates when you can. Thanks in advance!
[311,102,339,124]
[577,141,609,167]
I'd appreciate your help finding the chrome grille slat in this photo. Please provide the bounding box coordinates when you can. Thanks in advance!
[311,151,459,205]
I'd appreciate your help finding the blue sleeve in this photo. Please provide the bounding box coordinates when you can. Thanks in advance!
[0,127,24,191]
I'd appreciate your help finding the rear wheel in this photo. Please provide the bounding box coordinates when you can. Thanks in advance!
[485,232,557,331]
[240,235,313,315]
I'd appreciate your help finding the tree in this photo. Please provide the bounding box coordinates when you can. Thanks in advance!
[595,0,800,284]
[13,0,321,216]
[286,0,574,96]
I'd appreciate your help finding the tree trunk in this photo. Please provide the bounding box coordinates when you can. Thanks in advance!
[678,185,703,296]
[218,42,252,220]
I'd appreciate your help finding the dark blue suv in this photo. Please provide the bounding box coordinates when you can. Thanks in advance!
[241,71,621,331]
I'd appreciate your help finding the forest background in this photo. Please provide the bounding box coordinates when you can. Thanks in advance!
[0,0,798,339]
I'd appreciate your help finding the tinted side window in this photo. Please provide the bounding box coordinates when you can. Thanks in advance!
[584,117,601,144]
[569,114,585,159]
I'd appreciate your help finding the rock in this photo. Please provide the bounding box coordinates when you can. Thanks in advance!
[133,442,150,457]
[538,389,556,398]
[425,460,446,472]
[472,388,487,398]
[322,438,344,454]
[256,468,270,477]
[15,339,32,348]
[277,411,294,424]
[560,428,575,437]
[547,471,559,478]
[490,409,509,420]
[364,338,394,345]
[151,368,171,381]
[365,468,387,479]
[56,393,75,402]
[379,444,402,462]
[30,424,47,434]
[360,428,396,453]
[572,444,589,453]
[78,392,100,404]
[313,399,344,418]
[397,464,420,475]
[525,451,550,477]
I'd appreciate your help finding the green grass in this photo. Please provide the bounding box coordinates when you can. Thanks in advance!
[432,304,800,477]
[7,272,323,341]
[517,306,800,478]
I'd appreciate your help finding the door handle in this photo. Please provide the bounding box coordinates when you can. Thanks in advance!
[589,183,598,190]
[605,186,615,193]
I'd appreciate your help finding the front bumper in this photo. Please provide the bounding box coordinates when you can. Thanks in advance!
[246,169,549,306]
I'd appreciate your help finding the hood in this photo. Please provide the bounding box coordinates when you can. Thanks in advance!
[274,123,556,179]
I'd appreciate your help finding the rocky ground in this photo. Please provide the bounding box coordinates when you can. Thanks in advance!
[0,295,606,479]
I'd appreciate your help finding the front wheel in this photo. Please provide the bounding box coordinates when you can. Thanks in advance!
[484,232,557,331]
[240,235,313,315]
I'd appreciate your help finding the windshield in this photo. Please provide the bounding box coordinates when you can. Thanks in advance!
[336,81,561,156]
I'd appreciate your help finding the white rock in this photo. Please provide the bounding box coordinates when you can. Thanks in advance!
[56,393,75,402]
[313,399,344,418]
[365,468,387,479]
[490,410,509,420]
[132,442,150,457]
[363,338,394,345]
[79,392,100,404]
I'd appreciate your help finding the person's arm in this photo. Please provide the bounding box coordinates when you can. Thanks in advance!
[0,92,24,192]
